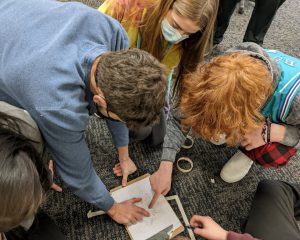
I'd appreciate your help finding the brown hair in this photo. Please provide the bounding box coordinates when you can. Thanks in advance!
[180,53,274,145]
[0,113,50,233]
[95,48,167,129]
[140,0,219,98]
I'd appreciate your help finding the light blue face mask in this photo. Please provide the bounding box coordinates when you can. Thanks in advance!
[161,18,189,44]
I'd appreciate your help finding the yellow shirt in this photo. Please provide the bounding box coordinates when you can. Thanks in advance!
[99,0,181,72]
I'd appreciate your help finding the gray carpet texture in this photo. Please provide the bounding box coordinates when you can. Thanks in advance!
[45,1,300,239]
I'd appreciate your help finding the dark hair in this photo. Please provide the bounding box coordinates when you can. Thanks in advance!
[95,48,167,129]
[0,112,51,233]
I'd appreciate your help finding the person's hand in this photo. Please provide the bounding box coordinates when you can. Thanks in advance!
[190,215,228,240]
[48,160,62,192]
[241,124,266,151]
[107,198,150,225]
[115,146,137,186]
[113,159,137,187]
[149,161,173,208]
[242,123,286,151]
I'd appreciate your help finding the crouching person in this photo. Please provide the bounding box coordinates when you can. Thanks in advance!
[181,42,299,183]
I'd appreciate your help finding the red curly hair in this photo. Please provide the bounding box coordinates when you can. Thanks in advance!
[180,52,274,145]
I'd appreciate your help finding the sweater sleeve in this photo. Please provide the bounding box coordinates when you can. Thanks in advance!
[161,108,188,162]
[38,116,114,212]
[105,120,129,148]
[227,231,257,240]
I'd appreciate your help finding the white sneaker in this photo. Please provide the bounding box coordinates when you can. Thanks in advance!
[220,150,254,183]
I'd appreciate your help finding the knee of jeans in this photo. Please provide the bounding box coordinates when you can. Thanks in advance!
[256,179,284,198]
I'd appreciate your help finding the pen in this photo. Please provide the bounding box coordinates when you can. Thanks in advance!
[185,224,198,230]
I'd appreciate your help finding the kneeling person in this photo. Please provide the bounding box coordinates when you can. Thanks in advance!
[181,42,299,183]
[149,42,299,207]
[0,0,167,225]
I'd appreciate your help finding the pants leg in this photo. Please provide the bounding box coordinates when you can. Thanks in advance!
[129,109,166,146]
[243,0,286,44]
[214,0,239,44]
[244,180,300,240]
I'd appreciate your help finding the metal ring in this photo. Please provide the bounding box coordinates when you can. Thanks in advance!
[181,135,194,149]
[176,157,193,173]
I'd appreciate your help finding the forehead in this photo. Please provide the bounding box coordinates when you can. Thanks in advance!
[169,9,201,34]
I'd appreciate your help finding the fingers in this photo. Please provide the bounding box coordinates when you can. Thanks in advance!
[127,197,142,204]
[51,183,63,192]
[128,206,150,224]
[149,175,160,208]
[113,162,137,177]
[149,192,160,209]
[135,206,150,217]
[122,171,129,187]
[126,216,141,225]
[113,169,123,176]
[245,144,254,151]
[110,199,151,225]
[49,159,54,176]
[48,160,62,192]
[193,227,205,236]
[126,198,150,217]
[125,200,150,225]
[190,215,204,227]
[113,165,123,176]
[125,213,142,225]
[113,164,121,171]
[240,139,248,147]
[124,214,144,225]
[240,139,255,151]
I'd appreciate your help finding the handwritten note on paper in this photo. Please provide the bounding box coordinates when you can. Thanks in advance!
[111,176,183,240]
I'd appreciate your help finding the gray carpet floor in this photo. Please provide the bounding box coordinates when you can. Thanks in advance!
[45,1,300,239]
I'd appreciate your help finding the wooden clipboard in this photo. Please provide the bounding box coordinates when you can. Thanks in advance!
[110,173,184,240]
[110,173,151,192]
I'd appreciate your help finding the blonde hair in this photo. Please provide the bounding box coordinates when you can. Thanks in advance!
[180,53,274,145]
[139,0,218,96]
[102,0,218,99]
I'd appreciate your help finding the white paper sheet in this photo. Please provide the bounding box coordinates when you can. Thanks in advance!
[111,176,182,240]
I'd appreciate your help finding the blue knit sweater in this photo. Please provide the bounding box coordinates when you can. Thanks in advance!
[0,0,129,211]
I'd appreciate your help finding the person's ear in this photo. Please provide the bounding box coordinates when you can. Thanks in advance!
[93,94,107,108]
